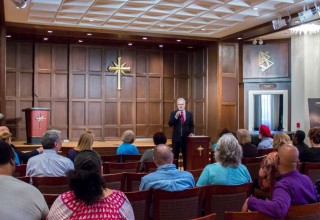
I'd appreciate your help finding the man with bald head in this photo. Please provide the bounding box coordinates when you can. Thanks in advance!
[242,144,318,218]
[139,144,194,191]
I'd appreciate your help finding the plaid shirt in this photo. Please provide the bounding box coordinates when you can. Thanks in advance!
[47,190,134,220]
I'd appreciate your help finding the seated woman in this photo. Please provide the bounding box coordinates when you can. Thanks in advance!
[0,131,20,165]
[236,129,258,157]
[272,132,291,151]
[300,127,320,162]
[116,130,139,155]
[67,130,94,162]
[47,150,134,220]
[212,128,231,152]
[197,133,251,186]
[257,124,273,150]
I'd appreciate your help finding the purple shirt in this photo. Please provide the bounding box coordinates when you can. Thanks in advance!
[248,170,318,218]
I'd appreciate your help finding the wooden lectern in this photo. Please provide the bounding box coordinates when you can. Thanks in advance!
[22,108,51,144]
[186,136,211,170]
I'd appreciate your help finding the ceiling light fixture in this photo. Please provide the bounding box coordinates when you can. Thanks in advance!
[43,37,48,41]
[272,13,291,30]
[78,40,83,43]
[47,30,52,33]
[87,33,92,36]
[237,37,242,40]
[258,38,263,45]
[298,4,317,22]
[6,35,12,38]
[159,45,163,48]
[143,37,147,40]
[89,19,95,22]
[11,0,28,9]
[253,7,259,11]
[252,38,257,45]
[176,39,181,42]
[128,42,133,46]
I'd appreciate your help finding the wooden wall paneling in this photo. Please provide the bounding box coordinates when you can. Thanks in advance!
[239,44,244,129]
[0,23,5,120]
[219,43,239,132]
[192,49,207,135]
[5,42,33,140]
[35,43,69,138]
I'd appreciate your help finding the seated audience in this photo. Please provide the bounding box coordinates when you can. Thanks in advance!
[272,132,291,151]
[299,127,320,162]
[236,129,258,157]
[47,150,134,220]
[140,132,167,172]
[67,130,94,162]
[242,144,318,219]
[116,130,139,155]
[26,129,74,177]
[0,131,20,165]
[197,134,251,186]
[257,124,273,150]
[212,128,231,151]
[0,126,43,164]
[0,141,48,220]
[139,144,194,191]
[292,130,309,161]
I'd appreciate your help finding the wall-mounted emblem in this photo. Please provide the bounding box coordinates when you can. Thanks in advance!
[107,57,131,90]
[259,51,274,72]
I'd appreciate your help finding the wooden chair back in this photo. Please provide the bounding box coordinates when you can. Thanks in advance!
[100,155,120,163]
[102,162,139,174]
[17,176,31,183]
[43,194,60,209]
[224,211,272,220]
[124,190,152,220]
[153,186,206,220]
[204,182,253,220]
[125,172,147,192]
[242,156,265,181]
[188,169,203,183]
[302,162,320,184]
[32,176,69,194]
[121,154,142,162]
[190,213,217,220]
[102,173,126,191]
[285,202,320,220]
[258,149,274,156]
[14,164,27,177]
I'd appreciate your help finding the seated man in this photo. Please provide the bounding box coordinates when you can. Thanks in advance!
[139,144,194,191]
[292,130,309,161]
[257,124,273,150]
[0,126,43,164]
[27,129,74,177]
[242,143,318,219]
[0,141,48,219]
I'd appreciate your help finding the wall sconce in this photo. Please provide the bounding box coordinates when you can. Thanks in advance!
[11,0,28,9]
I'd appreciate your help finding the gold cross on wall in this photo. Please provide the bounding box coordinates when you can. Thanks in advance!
[107,57,131,90]
[35,113,46,129]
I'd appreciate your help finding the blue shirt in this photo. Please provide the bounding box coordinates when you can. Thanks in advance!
[116,143,139,155]
[13,149,20,165]
[257,137,273,149]
[248,170,318,218]
[139,164,195,191]
[196,163,251,186]
[26,149,74,177]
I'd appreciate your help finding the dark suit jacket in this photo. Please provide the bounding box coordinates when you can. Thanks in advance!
[11,144,39,164]
[168,110,194,143]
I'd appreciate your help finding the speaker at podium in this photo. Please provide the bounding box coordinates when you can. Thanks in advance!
[22,108,51,144]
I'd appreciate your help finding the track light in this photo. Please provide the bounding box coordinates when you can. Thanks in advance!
[252,39,257,45]
[272,13,291,30]
[11,0,28,9]
[298,4,317,22]
[259,38,263,45]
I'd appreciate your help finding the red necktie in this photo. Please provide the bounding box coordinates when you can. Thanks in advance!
[181,111,185,124]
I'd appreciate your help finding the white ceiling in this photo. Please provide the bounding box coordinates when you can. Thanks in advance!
[4,0,312,39]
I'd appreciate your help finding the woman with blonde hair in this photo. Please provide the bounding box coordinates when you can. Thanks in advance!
[116,130,139,155]
[236,129,258,157]
[272,132,291,151]
[67,130,94,162]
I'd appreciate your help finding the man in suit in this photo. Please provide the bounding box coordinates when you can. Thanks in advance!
[169,98,194,170]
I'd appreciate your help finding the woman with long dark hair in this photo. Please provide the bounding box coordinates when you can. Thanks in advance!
[47,150,134,220]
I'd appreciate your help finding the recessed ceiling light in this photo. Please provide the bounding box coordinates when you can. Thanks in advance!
[159,44,163,48]
[187,46,193,49]
[295,20,300,24]
[43,37,48,41]
[201,28,206,31]
[78,40,83,43]
[237,37,242,40]
[89,19,95,22]
[6,35,11,38]
[143,37,148,40]
[87,33,92,36]
[128,42,133,46]
[176,39,181,42]
[47,30,52,33]
[253,7,259,10]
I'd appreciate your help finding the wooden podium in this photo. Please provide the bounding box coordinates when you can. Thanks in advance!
[22,108,51,144]
[186,136,211,170]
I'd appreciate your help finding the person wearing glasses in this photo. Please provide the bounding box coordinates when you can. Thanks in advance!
[26,130,74,177]
[242,144,318,219]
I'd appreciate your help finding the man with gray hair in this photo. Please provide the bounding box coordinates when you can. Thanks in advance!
[139,144,195,191]
[26,129,74,177]
[169,97,194,170]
